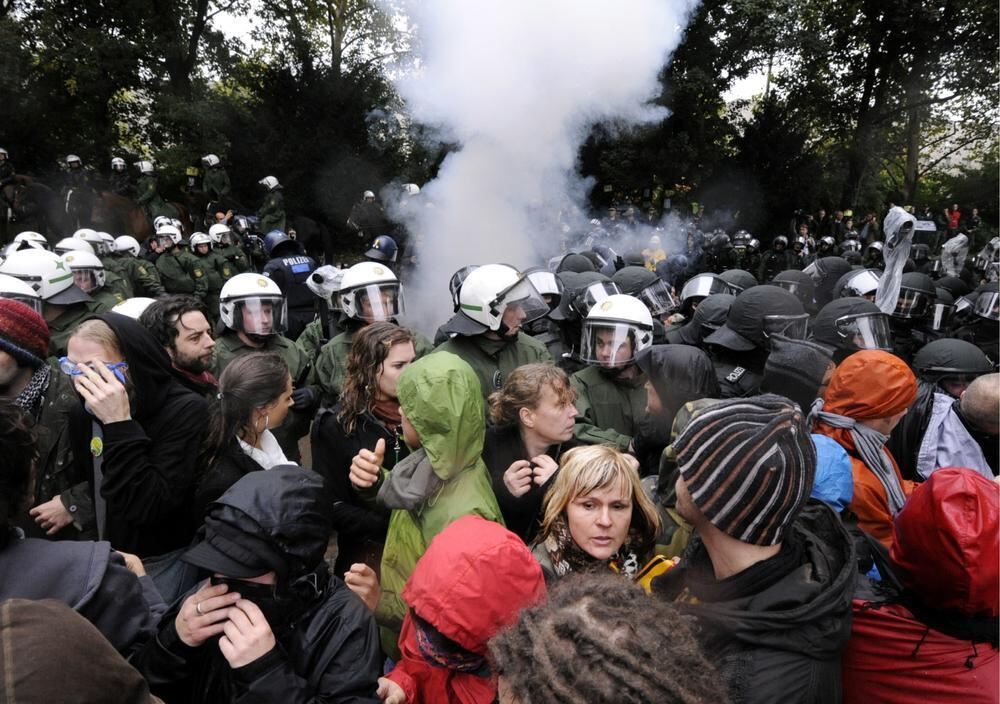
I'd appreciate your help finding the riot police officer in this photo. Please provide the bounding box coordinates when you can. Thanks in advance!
[262,229,317,339]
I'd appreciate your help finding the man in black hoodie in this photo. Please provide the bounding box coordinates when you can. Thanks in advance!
[65,313,208,597]
[135,466,382,704]
[652,395,855,704]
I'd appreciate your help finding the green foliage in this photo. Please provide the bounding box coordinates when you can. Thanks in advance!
[0,0,994,242]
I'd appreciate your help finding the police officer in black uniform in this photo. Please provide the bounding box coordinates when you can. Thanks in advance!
[262,229,317,340]
[702,285,808,398]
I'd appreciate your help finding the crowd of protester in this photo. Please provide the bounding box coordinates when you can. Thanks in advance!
[0,191,996,704]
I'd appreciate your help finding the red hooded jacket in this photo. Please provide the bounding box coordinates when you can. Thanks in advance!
[814,350,917,548]
[842,468,999,703]
[386,515,546,704]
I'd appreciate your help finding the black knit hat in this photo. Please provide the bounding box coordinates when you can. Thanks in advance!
[673,394,816,546]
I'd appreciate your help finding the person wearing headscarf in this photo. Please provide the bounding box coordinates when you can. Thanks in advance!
[812,350,918,549]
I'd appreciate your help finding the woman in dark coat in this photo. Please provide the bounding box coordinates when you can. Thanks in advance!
[484,363,579,544]
[311,322,415,577]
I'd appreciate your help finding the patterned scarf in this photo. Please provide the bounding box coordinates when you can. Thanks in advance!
[810,398,908,514]
[412,611,490,676]
[13,365,51,418]
[542,514,642,579]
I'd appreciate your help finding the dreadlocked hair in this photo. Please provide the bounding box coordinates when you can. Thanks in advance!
[336,322,414,435]
[198,352,289,474]
[489,573,729,704]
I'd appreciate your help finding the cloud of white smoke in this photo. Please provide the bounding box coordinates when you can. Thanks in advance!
[385,0,697,335]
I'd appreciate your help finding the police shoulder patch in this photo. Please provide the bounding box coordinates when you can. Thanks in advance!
[725,366,745,383]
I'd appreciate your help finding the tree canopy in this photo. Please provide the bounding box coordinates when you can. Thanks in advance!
[1,0,995,241]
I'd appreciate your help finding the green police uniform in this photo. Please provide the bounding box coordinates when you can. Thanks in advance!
[102,268,132,301]
[194,250,234,321]
[295,315,344,368]
[47,300,107,358]
[101,256,131,295]
[156,249,207,300]
[89,284,126,311]
[569,365,647,451]
[202,167,231,201]
[432,333,553,399]
[312,323,434,403]
[257,189,286,234]
[212,331,312,461]
[216,244,251,273]
[134,173,171,220]
[115,255,165,297]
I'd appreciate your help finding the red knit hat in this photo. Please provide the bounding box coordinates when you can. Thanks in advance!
[0,299,50,367]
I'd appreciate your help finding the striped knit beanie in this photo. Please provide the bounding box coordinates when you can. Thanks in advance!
[0,299,49,368]
[673,394,816,546]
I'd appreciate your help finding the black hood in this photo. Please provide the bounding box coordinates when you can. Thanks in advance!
[96,312,179,419]
[673,501,855,659]
[635,344,719,433]
[184,465,331,584]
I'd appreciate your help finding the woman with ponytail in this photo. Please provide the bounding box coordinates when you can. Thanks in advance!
[193,353,293,519]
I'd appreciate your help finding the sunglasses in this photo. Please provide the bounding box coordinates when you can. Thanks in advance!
[58,357,128,385]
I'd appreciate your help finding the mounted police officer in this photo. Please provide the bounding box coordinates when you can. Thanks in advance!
[257,176,286,234]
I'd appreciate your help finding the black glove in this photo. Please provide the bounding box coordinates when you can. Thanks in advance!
[291,386,317,411]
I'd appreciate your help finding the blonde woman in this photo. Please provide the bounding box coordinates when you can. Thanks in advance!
[532,444,661,582]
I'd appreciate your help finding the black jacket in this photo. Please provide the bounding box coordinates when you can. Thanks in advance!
[70,313,209,557]
[654,502,856,704]
[482,424,572,543]
[194,439,267,522]
[312,406,406,576]
[135,466,382,704]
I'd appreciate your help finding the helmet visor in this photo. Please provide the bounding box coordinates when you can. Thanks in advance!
[497,276,550,327]
[351,282,403,322]
[893,289,933,319]
[842,269,881,298]
[763,313,810,341]
[680,274,728,301]
[72,269,101,293]
[233,296,288,335]
[772,279,814,304]
[929,303,954,332]
[973,291,1000,321]
[0,293,43,315]
[572,282,618,317]
[835,312,892,351]
[579,321,641,367]
[637,279,678,316]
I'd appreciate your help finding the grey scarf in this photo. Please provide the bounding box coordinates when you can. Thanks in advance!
[377,448,443,511]
[810,398,907,514]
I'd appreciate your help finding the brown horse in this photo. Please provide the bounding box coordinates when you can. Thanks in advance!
[91,192,192,241]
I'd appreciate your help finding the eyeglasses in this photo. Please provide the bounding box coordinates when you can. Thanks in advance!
[58,357,128,385]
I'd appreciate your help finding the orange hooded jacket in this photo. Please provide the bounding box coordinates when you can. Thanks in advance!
[814,350,917,548]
